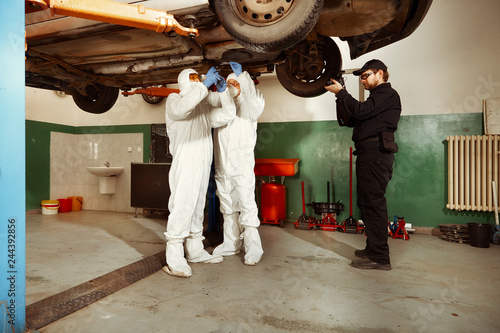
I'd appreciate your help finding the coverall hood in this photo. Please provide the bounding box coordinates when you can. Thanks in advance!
[227,73,238,82]
[178,68,199,94]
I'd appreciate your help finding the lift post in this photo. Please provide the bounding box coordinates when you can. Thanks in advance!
[25,0,199,38]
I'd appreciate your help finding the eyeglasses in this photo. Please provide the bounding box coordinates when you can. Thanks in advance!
[360,71,374,80]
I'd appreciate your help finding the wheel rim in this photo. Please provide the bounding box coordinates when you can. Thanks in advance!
[232,0,296,26]
[142,94,164,104]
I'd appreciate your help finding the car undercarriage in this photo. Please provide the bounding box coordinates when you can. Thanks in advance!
[25,0,432,113]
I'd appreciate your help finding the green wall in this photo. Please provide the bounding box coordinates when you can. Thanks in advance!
[26,113,493,228]
[255,113,492,228]
[26,121,74,212]
[25,120,151,210]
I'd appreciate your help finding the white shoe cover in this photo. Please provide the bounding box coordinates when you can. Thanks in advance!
[164,240,192,278]
[212,214,242,257]
[186,234,224,264]
[243,227,263,266]
[212,243,241,257]
[162,265,192,278]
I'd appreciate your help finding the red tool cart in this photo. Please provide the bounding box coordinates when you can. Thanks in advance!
[254,158,300,227]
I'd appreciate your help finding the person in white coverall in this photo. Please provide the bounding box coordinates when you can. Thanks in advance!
[211,62,265,265]
[163,68,236,278]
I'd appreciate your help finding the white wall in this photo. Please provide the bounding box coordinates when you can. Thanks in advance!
[25,0,500,125]
[25,88,166,127]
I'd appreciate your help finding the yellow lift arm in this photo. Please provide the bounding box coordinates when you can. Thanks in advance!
[25,0,199,38]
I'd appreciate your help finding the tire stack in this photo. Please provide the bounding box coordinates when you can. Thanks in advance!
[439,224,469,244]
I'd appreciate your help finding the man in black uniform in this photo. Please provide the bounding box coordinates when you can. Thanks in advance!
[325,59,401,270]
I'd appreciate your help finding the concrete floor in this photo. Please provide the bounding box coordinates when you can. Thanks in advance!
[26,210,500,333]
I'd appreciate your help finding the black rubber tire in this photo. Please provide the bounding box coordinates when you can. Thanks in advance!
[142,94,165,105]
[213,0,324,53]
[72,84,119,114]
[276,36,342,98]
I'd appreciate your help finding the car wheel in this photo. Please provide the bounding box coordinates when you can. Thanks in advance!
[142,94,165,105]
[275,35,342,98]
[72,84,119,114]
[213,0,324,53]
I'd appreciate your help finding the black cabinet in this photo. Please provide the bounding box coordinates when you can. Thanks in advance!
[131,163,171,216]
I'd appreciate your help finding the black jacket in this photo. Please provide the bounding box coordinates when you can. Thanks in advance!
[336,83,401,143]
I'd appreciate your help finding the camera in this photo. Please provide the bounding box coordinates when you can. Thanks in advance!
[325,71,345,87]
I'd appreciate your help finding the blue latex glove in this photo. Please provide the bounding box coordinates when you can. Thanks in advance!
[230,61,243,76]
[215,75,227,92]
[205,66,218,78]
[203,66,219,88]
[203,74,218,88]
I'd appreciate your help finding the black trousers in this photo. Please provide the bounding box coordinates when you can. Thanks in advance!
[355,142,394,264]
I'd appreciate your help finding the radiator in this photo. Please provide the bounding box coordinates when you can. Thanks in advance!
[446,135,500,212]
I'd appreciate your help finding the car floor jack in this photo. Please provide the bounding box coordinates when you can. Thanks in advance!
[344,147,364,234]
[294,181,317,230]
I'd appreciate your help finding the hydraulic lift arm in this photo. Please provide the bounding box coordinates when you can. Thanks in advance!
[122,87,180,97]
[25,0,199,38]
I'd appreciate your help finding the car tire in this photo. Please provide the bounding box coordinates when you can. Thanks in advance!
[142,94,165,105]
[72,84,119,114]
[213,0,324,53]
[276,35,342,98]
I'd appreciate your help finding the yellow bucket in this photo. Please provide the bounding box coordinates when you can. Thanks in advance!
[67,196,83,211]
[41,200,59,215]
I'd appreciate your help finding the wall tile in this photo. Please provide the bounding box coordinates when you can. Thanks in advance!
[50,132,142,212]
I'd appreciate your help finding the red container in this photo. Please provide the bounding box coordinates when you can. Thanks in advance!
[260,182,286,222]
[57,198,73,213]
[254,158,300,176]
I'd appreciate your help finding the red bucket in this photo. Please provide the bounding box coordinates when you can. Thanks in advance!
[57,198,73,213]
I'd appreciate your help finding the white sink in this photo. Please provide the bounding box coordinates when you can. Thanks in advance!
[86,166,124,177]
[86,167,124,194]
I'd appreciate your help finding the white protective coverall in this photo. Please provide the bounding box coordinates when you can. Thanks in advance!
[212,71,265,265]
[164,69,236,277]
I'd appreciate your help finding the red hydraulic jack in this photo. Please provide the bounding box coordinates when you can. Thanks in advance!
[294,181,318,230]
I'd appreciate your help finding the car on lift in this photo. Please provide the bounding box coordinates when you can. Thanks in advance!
[25,0,432,114]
